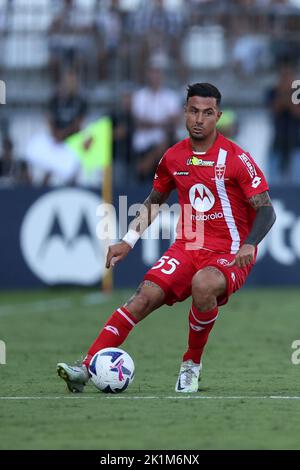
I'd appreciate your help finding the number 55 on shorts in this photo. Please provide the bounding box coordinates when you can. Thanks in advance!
[151,256,180,275]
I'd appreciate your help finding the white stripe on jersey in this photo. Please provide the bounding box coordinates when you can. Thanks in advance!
[215,148,240,254]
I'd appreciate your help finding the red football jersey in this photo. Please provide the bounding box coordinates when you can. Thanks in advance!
[153,133,269,254]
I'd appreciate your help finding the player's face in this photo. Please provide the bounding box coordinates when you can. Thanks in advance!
[185,96,222,141]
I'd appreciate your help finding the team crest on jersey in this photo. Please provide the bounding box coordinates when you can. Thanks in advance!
[187,156,214,167]
[215,164,226,180]
[217,258,230,266]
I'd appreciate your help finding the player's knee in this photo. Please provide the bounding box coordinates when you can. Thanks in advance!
[191,269,221,311]
[192,286,214,311]
[192,271,213,297]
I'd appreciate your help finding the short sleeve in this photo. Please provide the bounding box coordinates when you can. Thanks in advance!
[153,152,176,194]
[235,152,269,199]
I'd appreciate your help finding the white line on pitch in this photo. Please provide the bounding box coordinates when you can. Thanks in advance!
[1,396,300,400]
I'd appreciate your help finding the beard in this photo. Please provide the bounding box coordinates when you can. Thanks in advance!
[188,129,206,140]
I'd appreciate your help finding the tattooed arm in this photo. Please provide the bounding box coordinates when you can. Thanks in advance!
[232,191,276,268]
[106,189,170,268]
[245,191,276,246]
[129,189,170,235]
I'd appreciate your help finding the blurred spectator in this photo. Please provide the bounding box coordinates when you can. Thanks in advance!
[110,88,134,186]
[95,0,129,81]
[48,0,95,81]
[0,136,14,180]
[0,136,30,187]
[231,19,271,76]
[129,0,185,82]
[267,61,300,184]
[48,69,87,142]
[132,63,181,181]
[25,70,87,186]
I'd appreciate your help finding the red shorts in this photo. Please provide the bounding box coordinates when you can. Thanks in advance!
[144,241,256,306]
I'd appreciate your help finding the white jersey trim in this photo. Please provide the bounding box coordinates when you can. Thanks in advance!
[215,148,240,254]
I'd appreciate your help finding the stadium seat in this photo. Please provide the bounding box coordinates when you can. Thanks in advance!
[75,0,96,9]
[8,0,52,32]
[182,25,226,69]
[4,34,49,69]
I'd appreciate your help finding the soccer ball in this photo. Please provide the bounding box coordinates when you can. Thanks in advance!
[89,347,135,393]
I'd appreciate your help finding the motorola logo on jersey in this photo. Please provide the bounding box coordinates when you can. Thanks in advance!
[20,188,104,284]
[189,184,215,212]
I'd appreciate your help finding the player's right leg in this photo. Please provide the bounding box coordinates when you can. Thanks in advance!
[57,280,165,392]
[56,363,90,393]
[81,280,165,367]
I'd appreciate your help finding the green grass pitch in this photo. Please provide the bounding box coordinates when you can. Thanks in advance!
[0,287,300,450]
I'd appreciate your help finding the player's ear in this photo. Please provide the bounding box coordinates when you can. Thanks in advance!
[216,110,222,122]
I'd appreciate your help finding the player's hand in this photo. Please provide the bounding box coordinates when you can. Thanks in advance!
[105,241,132,269]
[228,244,255,268]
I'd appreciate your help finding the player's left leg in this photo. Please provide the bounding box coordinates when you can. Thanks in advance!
[175,266,226,393]
[176,248,257,392]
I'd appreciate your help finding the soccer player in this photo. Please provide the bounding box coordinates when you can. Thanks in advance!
[57,83,276,393]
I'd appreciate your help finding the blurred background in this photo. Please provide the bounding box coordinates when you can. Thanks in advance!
[0,0,300,290]
[2,2,300,451]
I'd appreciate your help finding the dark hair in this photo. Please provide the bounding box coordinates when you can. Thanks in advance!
[186,83,221,106]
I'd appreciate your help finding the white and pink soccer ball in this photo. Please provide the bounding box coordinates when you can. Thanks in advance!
[89,348,135,393]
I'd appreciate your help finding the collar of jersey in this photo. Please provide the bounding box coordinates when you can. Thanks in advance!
[188,132,222,157]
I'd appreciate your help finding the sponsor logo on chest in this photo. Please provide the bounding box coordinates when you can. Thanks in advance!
[186,156,215,167]
[188,183,224,221]
[185,155,229,181]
